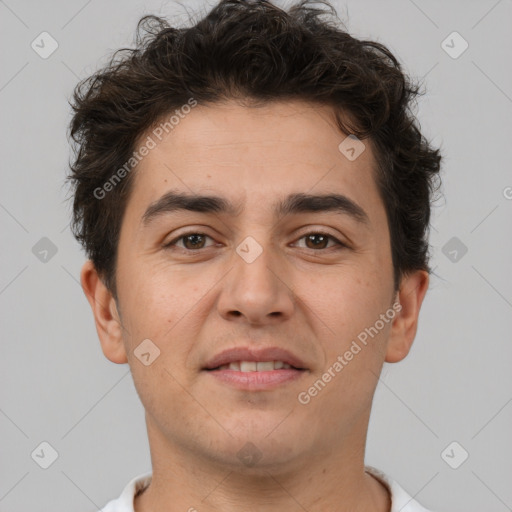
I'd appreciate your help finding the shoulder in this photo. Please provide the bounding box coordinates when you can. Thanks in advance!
[98,472,152,512]
[365,466,438,512]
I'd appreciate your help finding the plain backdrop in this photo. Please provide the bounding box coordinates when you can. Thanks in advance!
[1,1,511,511]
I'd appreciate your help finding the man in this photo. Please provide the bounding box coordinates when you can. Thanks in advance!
[67,0,442,510]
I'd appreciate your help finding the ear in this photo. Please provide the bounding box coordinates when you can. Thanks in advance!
[80,260,128,364]
[385,270,429,363]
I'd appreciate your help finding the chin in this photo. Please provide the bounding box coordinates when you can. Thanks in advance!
[204,418,308,470]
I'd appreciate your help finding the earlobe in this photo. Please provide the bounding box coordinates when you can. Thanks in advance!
[385,270,429,363]
[80,260,128,364]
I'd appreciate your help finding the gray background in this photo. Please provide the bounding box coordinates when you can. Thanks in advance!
[1,0,511,510]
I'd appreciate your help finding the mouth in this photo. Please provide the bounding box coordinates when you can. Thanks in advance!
[203,347,308,390]
[206,360,302,371]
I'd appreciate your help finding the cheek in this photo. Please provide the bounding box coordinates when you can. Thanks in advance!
[117,261,189,334]
[306,266,390,327]
[118,263,214,376]
[299,264,393,375]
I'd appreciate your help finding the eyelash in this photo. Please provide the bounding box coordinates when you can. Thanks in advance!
[163,231,347,252]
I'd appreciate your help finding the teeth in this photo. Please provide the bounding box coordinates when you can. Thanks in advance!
[219,361,292,372]
[240,361,257,372]
[256,361,274,371]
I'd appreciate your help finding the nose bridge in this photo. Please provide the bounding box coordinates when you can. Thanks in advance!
[217,234,294,324]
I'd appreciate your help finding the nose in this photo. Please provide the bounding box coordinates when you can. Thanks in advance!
[216,240,295,326]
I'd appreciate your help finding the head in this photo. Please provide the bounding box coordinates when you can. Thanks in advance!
[68,0,440,472]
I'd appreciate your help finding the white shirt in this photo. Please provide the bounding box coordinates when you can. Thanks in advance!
[99,466,436,511]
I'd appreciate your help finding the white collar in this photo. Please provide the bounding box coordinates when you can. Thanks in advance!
[102,466,434,512]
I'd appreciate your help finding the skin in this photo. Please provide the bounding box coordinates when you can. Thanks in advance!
[81,99,429,512]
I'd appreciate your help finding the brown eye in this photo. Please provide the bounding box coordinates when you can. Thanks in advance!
[182,234,206,250]
[295,232,344,250]
[305,233,329,249]
[164,232,214,251]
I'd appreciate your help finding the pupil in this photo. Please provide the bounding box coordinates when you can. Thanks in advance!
[185,234,204,249]
[307,234,327,249]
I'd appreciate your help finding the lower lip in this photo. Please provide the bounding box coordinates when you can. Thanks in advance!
[205,369,306,390]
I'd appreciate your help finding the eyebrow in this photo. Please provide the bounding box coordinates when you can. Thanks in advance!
[141,190,369,227]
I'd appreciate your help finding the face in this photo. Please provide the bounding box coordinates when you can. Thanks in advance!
[83,99,427,473]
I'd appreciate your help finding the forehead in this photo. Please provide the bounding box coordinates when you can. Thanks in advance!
[125,99,382,223]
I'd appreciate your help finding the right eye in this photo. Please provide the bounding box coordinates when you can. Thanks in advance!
[163,232,217,251]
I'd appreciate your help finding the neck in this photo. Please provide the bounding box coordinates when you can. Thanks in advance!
[134,414,391,512]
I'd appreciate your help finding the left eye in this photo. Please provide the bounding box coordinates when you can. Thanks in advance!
[294,232,344,250]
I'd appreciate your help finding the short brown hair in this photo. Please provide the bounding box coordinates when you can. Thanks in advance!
[66,0,441,298]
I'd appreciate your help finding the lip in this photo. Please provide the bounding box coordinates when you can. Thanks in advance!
[202,346,308,391]
[203,346,307,371]
[207,368,305,390]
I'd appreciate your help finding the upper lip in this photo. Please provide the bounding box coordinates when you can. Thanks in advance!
[203,346,307,370]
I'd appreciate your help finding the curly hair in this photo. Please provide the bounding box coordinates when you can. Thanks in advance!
[66,0,441,298]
